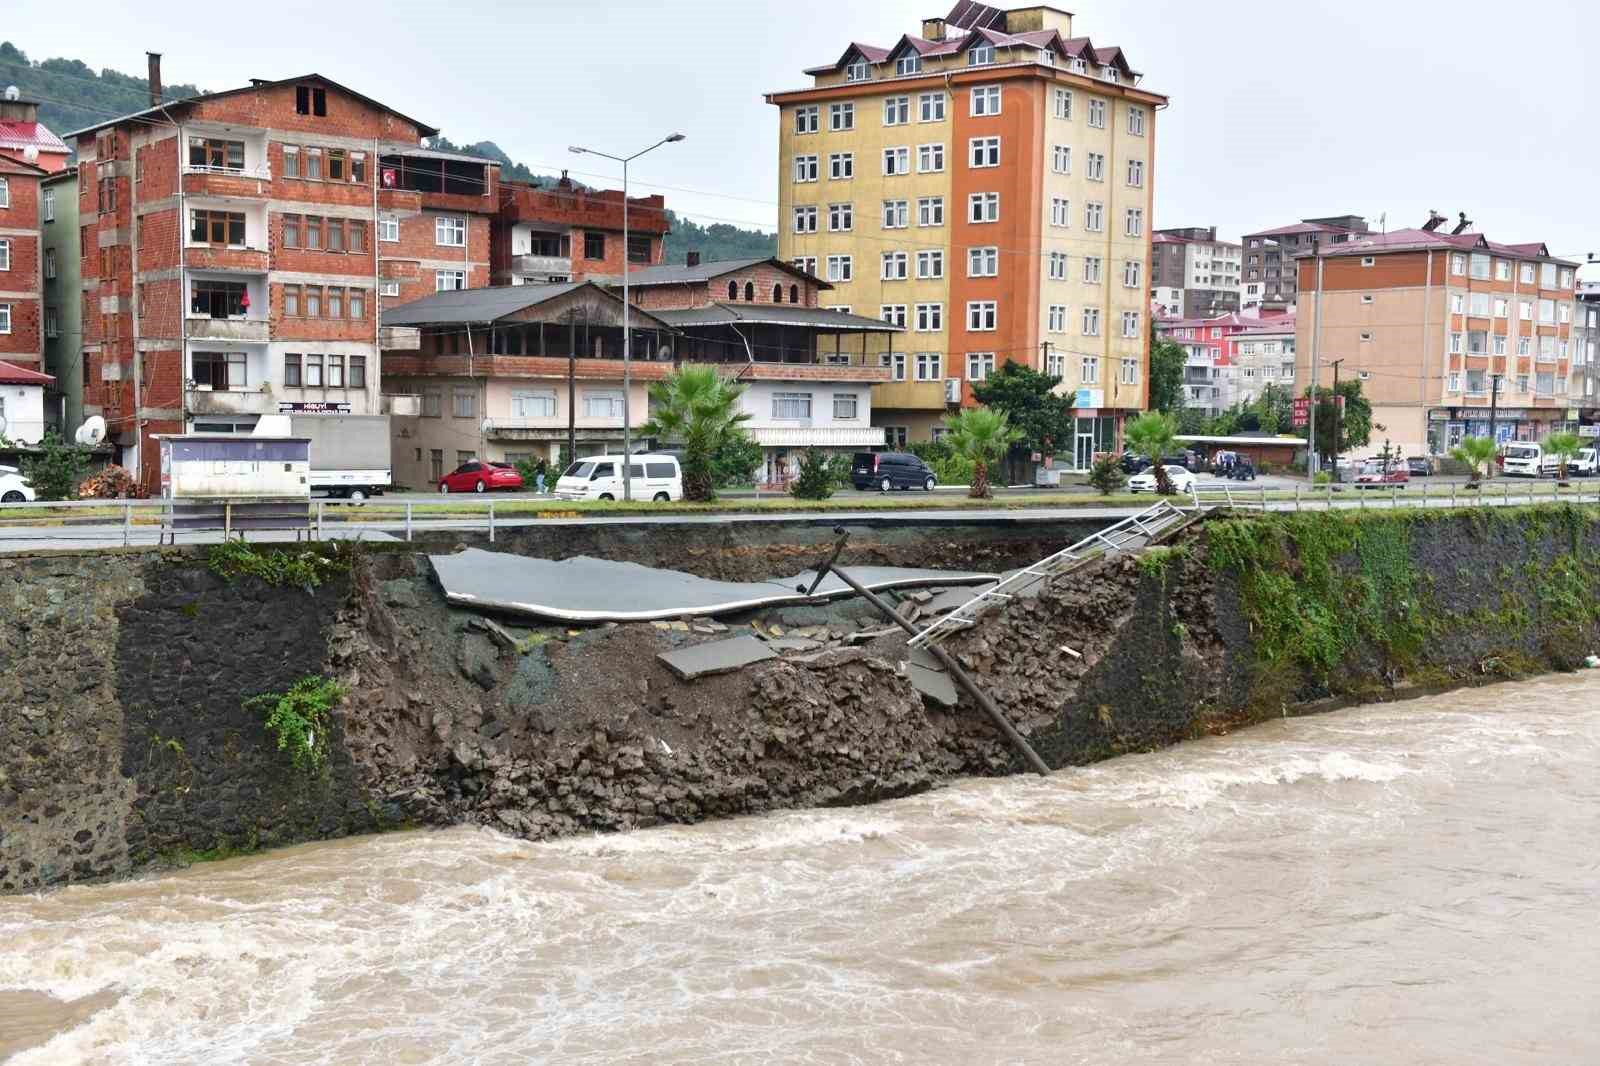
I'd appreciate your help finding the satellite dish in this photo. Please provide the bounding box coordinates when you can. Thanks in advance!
[22,146,38,162]
[2,86,19,101]
[78,416,107,446]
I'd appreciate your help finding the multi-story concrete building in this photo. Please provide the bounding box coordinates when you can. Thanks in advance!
[0,151,46,380]
[1573,281,1599,433]
[68,63,498,487]
[1227,315,1296,409]
[1241,215,1368,310]
[491,173,669,287]
[39,166,81,434]
[379,257,896,488]
[767,1,1166,468]
[1295,223,1579,458]
[1151,227,1240,319]
[1155,311,1280,417]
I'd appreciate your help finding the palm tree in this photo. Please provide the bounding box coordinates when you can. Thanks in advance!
[1125,412,1179,494]
[638,366,751,501]
[1451,435,1497,487]
[1542,430,1581,483]
[943,407,1022,498]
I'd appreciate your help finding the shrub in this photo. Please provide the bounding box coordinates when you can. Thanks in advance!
[711,434,763,488]
[244,676,345,774]
[1087,454,1126,496]
[824,452,853,489]
[929,452,975,486]
[77,464,142,499]
[19,432,92,501]
[789,448,836,500]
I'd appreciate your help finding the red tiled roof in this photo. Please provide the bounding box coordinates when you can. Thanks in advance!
[0,119,69,156]
[1310,228,1577,267]
[0,361,55,385]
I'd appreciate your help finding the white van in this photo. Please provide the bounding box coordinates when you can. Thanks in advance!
[1544,445,1599,477]
[1500,443,1542,477]
[554,454,682,502]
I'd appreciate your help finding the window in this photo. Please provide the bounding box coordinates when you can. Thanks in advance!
[302,215,324,250]
[1048,252,1068,280]
[1087,99,1106,128]
[1539,299,1556,324]
[326,148,347,182]
[917,196,944,226]
[1470,253,1490,280]
[883,146,911,176]
[880,352,907,380]
[1126,159,1144,187]
[1447,374,1461,393]
[0,177,8,207]
[970,85,1001,116]
[349,289,366,319]
[327,218,345,252]
[582,232,606,260]
[0,239,8,272]
[969,136,1000,168]
[1080,356,1100,384]
[1496,259,1511,281]
[914,352,941,380]
[968,44,994,66]
[1050,197,1070,227]
[829,152,854,180]
[282,145,300,178]
[190,279,248,318]
[452,387,477,419]
[880,304,907,328]
[966,352,995,380]
[1047,304,1066,332]
[1120,358,1139,384]
[511,389,557,418]
[883,199,909,229]
[436,270,466,291]
[188,136,245,172]
[1128,106,1146,135]
[795,105,819,134]
[884,96,910,125]
[829,102,855,131]
[1520,262,1535,284]
[915,302,943,331]
[829,202,853,232]
[325,287,343,319]
[1559,267,1574,288]
[192,351,246,390]
[1051,145,1071,174]
[916,143,945,173]
[1123,260,1141,288]
[1540,262,1557,289]
[1085,152,1105,181]
[1053,88,1072,120]
[772,392,813,420]
[967,301,997,331]
[826,255,852,282]
[793,205,818,233]
[846,58,870,82]
[915,250,943,279]
[897,54,922,76]
[295,84,327,117]
[376,214,399,243]
[919,92,946,122]
[1084,202,1104,232]
[1469,292,1491,316]
[42,187,54,221]
[421,390,442,418]
[968,246,999,277]
[969,192,999,223]
[45,307,58,337]
[304,147,322,180]
[1082,307,1101,336]
[283,353,302,387]
[791,154,821,184]
[435,216,467,247]
[1449,331,1463,354]
[1450,254,1466,276]
[283,284,301,316]
[1124,208,1144,238]
[833,393,859,420]
[1121,311,1141,338]
[584,391,624,417]
[882,251,908,280]
[350,152,366,184]
[349,220,367,254]
[1493,335,1507,355]
[190,209,246,246]
[1517,336,1530,356]
[379,279,400,297]
[792,256,817,275]
[1082,256,1101,283]
[325,353,345,388]
[1519,300,1533,320]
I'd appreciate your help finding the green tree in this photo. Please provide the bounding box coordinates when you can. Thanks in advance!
[1125,412,1179,494]
[972,362,1074,479]
[942,407,1022,499]
[788,449,836,500]
[1148,325,1187,414]
[1451,435,1498,486]
[1305,379,1374,466]
[1087,453,1126,496]
[1542,430,1581,481]
[19,432,92,501]
[1175,407,1208,435]
[710,434,763,488]
[639,366,751,502]
[1254,383,1294,434]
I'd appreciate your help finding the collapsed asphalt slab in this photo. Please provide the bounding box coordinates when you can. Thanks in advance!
[429,549,999,624]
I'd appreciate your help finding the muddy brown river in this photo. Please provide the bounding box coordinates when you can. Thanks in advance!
[3,673,1598,1064]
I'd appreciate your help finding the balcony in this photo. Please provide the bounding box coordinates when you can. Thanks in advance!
[509,253,573,279]
[382,393,423,417]
[186,385,277,417]
[871,379,949,410]
[185,245,269,274]
[187,316,270,343]
[182,165,272,200]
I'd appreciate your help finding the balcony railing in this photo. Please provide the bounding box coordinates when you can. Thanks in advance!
[183,163,272,180]
[509,253,573,277]
[185,385,277,416]
[382,394,423,417]
[186,316,269,343]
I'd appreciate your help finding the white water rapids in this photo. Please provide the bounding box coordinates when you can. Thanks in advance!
[3,673,1598,1064]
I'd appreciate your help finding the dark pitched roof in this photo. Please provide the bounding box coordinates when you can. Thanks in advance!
[66,73,439,139]
[651,304,903,332]
[594,257,829,290]
[379,281,671,328]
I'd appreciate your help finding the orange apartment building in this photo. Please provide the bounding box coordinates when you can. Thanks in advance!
[767,1,1166,467]
[68,62,498,488]
[1295,222,1580,458]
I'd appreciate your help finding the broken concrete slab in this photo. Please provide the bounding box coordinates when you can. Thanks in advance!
[657,636,778,681]
[766,637,823,654]
[904,662,959,708]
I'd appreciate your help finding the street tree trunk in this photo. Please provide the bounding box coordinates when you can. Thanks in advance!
[970,460,990,499]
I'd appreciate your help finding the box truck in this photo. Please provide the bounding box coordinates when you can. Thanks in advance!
[253,413,391,498]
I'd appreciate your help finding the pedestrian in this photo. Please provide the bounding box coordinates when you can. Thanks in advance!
[534,460,547,494]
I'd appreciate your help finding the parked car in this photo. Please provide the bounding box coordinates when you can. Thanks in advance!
[851,451,937,492]
[1355,460,1410,488]
[1127,465,1196,494]
[1119,450,1151,474]
[1571,447,1600,477]
[1405,457,1433,476]
[554,454,683,502]
[0,465,35,503]
[438,460,525,494]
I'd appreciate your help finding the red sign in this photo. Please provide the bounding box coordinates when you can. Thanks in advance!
[1292,397,1311,427]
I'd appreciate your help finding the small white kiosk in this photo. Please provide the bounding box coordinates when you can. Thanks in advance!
[153,433,314,541]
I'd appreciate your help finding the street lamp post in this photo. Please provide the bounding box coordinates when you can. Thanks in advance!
[570,133,685,500]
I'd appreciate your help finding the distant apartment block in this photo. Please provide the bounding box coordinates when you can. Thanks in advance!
[0,151,46,379]
[1294,219,1579,458]
[1151,226,1240,318]
[1154,311,1279,417]
[1573,281,1598,431]
[767,1,1166,467]
[1241,214,1368,310]
[491,172,668,287]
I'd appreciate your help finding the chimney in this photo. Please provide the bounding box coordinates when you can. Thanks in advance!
[686,251,701,267]
[146,52,162,107]
[922,18,946,40]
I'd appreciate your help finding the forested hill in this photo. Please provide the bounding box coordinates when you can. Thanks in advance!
[0,41,779,263]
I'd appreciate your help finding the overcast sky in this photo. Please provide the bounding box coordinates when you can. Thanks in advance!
[8,0,1598,268]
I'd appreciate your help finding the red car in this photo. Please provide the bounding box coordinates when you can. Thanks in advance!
[1355,461,1410,489]
[438,461,524,494]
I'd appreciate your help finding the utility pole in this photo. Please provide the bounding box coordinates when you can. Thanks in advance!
[1308,252,1325,476]
[1327,357,1345,480]
[1486,372,1503,480]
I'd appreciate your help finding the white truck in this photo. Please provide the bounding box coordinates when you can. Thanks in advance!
[253,413,391,499]
[1501,441,1598,478]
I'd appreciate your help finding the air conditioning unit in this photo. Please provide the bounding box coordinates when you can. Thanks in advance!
[944,377,962,404]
